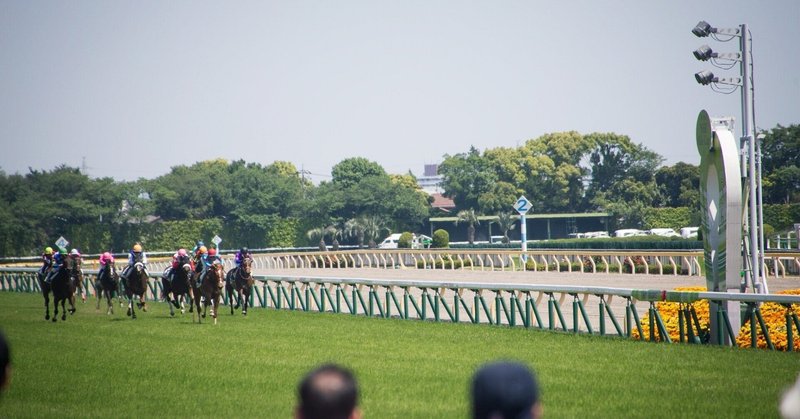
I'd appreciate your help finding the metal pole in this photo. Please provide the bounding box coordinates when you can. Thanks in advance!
[740,23,762,294]
[521,215,527,264]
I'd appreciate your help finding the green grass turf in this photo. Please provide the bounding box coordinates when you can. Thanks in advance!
[0,291,798,418]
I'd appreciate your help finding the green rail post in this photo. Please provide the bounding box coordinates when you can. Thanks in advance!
[572,296,579,333]
[496,291,503,326]
[576,297,593,334]
[474,292,480,324]
[368,286,374,316]
[678,304,686,343]
[385,288,392,318]
[478,294,493,325]
[648,303,656,342]
[453,292,460,323]
[689,305,704,344]
[389,289,403,319]
[304,284,311,312]
[438,290,455,322]
[351,286,358,315]
[599,297,606,336]
[528,294,543,328]
[602,298,624,336]
[749,303,758,348]
[548,294,555,331]
[335,285,341,313]
[458,293,475,324]
[355,286,369,315]
[421,288,428,320]
[550,294,567,331]
[755,306,775,350]
[787,309,793,351]
[403,288,409,319]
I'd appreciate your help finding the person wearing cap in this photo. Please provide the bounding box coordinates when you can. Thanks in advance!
[234,246,251,268]
[68,249,86,302]
[44,247,69,284]
[191,240,205,264]
[98,252,115,282]
[471,361,542,419]
[197,247,222,286]
[163,248,190,283]
[296,364,361,419]
[38,247,55,279]
[121,243,148,281]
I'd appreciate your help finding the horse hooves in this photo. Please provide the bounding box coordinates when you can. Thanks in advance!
[45,314,50,320]
[242,311,247,316]
[132,315,137,320]
[142,306,147,312]
[170,312,175,317]
[127,308,132,316]
[172,301,181,309]
[181,309,185,314]
[62,314,66,321]
[69,308,76,315]
[52,317,57,323]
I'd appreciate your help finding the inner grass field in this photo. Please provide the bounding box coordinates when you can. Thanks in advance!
[1,291,798,418]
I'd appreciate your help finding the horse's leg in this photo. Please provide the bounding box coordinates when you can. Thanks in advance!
[52,296,59,322]
[62,297,68,320]
[43,289,51,321]
[227,286,234,315]
[106,290,113,315]
[239,289,247,315]
[213,294,219,325]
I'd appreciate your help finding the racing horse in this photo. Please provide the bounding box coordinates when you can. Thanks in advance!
[162,254,193,317]
[95,260,120,315]
[37,265,53,320]
[124,262,149,319]
[225,256,254,315]
[192,261,224,324]
[51,258,78,322]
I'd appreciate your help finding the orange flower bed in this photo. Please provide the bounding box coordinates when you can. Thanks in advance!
[632,286,709,342]
[631,286,800,351]
[735,289,800,351]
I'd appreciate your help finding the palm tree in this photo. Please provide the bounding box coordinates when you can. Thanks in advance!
[307,227,330,251]
[329,224,343,251]
[493,212,517,244]
[361,215,390,248]
[344,218,367,249]
[456,209,480,245]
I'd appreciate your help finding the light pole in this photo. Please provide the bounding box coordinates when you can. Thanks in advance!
[692,21,767,294]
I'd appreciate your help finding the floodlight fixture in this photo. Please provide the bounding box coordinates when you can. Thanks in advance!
[692,21,713,37]
[695,70,715,85]
[693,45,714,60]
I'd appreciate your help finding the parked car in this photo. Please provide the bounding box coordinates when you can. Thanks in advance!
[378,234,401,249]
[648,228,681,238]
[680,227,700,239]
[584,231,610,239]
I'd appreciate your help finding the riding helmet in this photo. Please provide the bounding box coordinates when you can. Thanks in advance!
[44,247,53,255]
[133,244,143,252]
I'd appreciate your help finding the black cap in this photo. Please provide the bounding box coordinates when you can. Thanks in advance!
[471,362,539,419]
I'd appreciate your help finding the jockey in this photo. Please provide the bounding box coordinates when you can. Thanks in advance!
[234,246,251,268]
[163,248,190,283]
[69,248,86,301]
[44,247,68,283]
[193,245,208,275]
[39,247,55,277]
[121,243,148,280]
[98,252,115,281]
[191,240,205,261]
[69,249,83,272]
[198,247,222,286]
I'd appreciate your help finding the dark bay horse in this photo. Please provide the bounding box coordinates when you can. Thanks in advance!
[95,262,120,315]
[192,261,224,324]
[51,260,78,322]
[37,266,53,320]
[225,257,254,315]
[124,262,149,319]
[162,255,193,317]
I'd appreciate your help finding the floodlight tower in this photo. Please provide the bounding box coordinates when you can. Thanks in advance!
[692,21,767,294]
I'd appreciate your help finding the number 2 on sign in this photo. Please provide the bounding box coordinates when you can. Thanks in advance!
[515,198,528,213]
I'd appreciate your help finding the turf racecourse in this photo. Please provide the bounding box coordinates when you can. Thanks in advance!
[1,292,798,418]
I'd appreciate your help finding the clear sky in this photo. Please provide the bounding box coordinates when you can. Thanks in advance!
[1,1,798,182]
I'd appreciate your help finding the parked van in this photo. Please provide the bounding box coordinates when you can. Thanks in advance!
[648,228,680,238]
[378,234,401,249]
[614,229,646,238]
[379,233,433,249]
[584,231,610,239]
[680,227,700,239]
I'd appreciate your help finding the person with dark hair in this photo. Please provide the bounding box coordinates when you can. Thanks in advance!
[0,330,10,393]
[471,361,542,419]
[296,364,361,419]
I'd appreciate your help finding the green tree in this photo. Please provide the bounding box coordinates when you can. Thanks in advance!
[655,162,700,208]
[455,208,480,244]
[331,157,387,188]
[761,124,800,204]
[439,146,497,211]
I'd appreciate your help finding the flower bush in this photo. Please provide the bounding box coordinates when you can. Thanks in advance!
[632,286,710,342]
[735,289,800,351]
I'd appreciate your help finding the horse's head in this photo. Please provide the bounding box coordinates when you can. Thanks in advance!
[182,263,192,273]
[210,260,224,287]
[134,262,144,272]
[242,257,253,275]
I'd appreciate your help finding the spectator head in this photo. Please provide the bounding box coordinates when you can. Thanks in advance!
[296,364,360,419]
[781,374,800,419]
[471,361,541,419]
[0,331,10,392]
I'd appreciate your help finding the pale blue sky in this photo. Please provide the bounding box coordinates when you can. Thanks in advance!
[1,1,798,182]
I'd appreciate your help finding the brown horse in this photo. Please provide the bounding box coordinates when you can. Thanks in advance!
[225,257,254,315]
[51,259,78,322]
[124,262,149,319]
[95,261,120,315]
[192,261,224,324]
[37,266,53,320]
[70,257,86,303]
[162,254,193,317]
